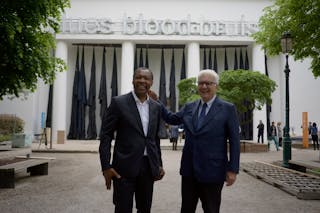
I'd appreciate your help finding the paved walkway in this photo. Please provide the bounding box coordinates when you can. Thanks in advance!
[0,146,320,213]
[1,140,320,212]
[31,139,184,152]
[32,139,320,163]
[2,138,319,170]
[2,139,319,170]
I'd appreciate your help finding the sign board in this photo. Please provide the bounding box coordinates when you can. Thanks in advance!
[60,14,258,37]
[41,112,46,129]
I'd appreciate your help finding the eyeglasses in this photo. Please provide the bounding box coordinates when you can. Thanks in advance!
[197,81,216,86]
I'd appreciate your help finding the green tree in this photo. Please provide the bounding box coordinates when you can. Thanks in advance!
[252,0,320,77]
[177,77,199,105]
[218,70,276,112]
[177,70,277,113]
[0,0,70,99]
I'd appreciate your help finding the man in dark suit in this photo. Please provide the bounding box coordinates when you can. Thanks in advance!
[257,120,265,143]
[99,67,165,213]
[156,69,240,213]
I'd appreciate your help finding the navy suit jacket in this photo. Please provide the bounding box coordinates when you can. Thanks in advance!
[162,97,240,183]
[99,92,163,178]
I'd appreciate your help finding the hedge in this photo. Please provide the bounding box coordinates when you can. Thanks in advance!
[0,114,24,135]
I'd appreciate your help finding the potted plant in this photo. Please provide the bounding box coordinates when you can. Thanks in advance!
[0,114,29,148]
[0,134,12,150]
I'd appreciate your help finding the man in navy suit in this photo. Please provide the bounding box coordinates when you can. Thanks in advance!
[157,69,240,213]
[99,67,165,213]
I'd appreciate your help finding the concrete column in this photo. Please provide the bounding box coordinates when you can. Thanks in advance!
[120,41,134,94]
[252,44,267,143]
[52,41,68,143]
[187,42,200,78]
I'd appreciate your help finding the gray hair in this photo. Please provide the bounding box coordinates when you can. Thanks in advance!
[197,69,219,85]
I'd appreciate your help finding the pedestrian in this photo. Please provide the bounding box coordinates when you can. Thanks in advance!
[308,121,313,146]
[308,122,312,135]
[269,121,279,151]
[310,122,319,150]
[169,125,179,150]
[277,122,283,147]
[151,69,240,213]
[257,120,264,143]
[99,67,165,213]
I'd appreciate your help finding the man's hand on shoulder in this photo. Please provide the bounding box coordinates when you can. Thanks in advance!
[148,90,158,101]
[103,168,121,190]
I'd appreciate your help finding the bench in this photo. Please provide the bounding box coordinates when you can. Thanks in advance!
[0,159,50,188]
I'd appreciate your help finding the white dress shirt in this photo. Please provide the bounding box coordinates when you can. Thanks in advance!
[132,91,149,155]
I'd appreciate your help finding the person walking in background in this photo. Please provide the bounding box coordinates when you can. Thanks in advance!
[308,121,313,146]
[269,121,279,151]
[277,122,283,147]
[99,67,165,213]
[311,122,319,150]
[257,120,264,143]
[308,122,312,135]
[178,124,185,144]
[169,125,179,150]
[151,69,240,213]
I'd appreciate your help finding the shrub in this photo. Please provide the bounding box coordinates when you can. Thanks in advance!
[177,70,277,113]
[0,134,11,142]
[0,114,24,134]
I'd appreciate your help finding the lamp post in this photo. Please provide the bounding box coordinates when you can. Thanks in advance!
[280,32,293,168]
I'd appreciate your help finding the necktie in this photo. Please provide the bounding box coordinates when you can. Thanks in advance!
[197,103,207,129]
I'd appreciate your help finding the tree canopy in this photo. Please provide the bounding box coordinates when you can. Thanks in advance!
[177,70,277,113]
[252,0,320,78]
[177,77,199,106]
[0,0,70,99]
[218,70,276,112]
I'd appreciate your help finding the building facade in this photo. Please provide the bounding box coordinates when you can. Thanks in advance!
[1,0,320,143]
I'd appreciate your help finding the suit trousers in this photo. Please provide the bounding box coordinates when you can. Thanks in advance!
[257,133,264,143]
[113,157,154,213]
[181,176,224,213]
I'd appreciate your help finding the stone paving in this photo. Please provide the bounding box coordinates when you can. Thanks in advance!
[0,140,320,213]
[241,161,320,200]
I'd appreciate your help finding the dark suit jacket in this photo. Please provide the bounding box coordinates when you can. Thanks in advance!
[162,97,240,183]
[99,92,163,178]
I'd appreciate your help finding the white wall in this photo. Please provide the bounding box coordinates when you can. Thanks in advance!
[0,79,50,136]
[268,56,320,136]
[288,58,320,136]
[1,0,319,140]
[68,0,270,21]
[0,94,35,135]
